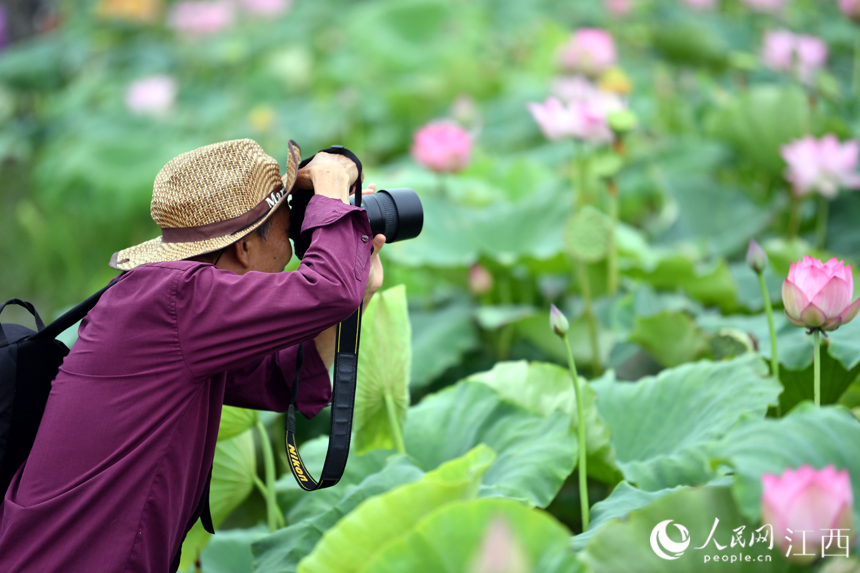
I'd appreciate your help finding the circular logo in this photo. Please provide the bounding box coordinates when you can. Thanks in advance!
[650,520,691,560]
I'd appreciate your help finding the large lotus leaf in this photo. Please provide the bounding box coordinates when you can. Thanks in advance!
[410,299,480,389]
[628,310,710,368]
[218,406,258,441]
[404,381,578,507]
[275,437,396,524]
[253,455,425,573]
[194,524,268,573]
[698,313,860,411]
[383,183,571,268]
[179,430,257,571]
[465,361,620,484]
[357,498,579,573]
[578,485,793,572]
[651,18,728,69]
[354,285,411,454]
[572,481,685,550]
[654,175,773,258]
[591,355,781,490]
[622,253,737,310]
[707,85,810,176]
[296,445,496,573]
[708,404,860,526]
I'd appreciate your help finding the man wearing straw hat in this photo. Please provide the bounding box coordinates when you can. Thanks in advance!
[0,139,385,572]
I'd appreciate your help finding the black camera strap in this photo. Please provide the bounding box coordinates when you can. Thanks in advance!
[285,146,365,490]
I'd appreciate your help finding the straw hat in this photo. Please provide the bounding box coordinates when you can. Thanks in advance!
[109,138,301,271]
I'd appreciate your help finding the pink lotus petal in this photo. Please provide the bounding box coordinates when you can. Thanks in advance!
[793,264,831,300]
[782,279,810,320]
[837,297,860,327]
[811,276,852,319]
[799,303,827,327]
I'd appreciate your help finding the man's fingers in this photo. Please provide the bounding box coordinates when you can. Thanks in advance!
[363,182,376,195]
[372,234,386,250]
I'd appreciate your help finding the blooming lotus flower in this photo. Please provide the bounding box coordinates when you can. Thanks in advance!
[167,1,234,36]
[681,0,718,9]
[762,31,828,85]
[605,0,632,17]
[240,0,291,15]
[741,0,785,13]
[761,465,854,564]
[468,264,493,296]
[782,256,860,331]
[411,122,472,173]
[124,75,177,117]
[781,135,860,198]
[550,304,570,337]
[529,78,625,145]
[840,0,860,22]
[558,29,616,78]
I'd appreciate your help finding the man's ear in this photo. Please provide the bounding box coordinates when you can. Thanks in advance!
[232,237,252,269]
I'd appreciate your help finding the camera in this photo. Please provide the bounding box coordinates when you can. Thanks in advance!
[288,187,424,260]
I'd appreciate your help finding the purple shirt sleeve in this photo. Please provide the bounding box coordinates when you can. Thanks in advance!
[174,194,372,405]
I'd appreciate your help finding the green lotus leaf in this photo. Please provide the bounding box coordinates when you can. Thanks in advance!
[357,498,578,573]
[628,310,710,367]
[253,454,425,573]
[404,381,578,507]
[591,355,781,490]
[355,284,411,454]
[564,206,612,263]
[410,299,480,389]
[217,405,258,441]
[708,404,860,527]
[296,445,496,573]
[465,360,620,483]
[578,485,793,572]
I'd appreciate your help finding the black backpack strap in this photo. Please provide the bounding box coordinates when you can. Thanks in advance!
[0,300,46,346]
[32,277,121,342]
[285,305,363,490]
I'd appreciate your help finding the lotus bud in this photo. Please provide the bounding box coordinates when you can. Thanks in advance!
[468,264,494,296]
[761,465,854,564]
[468,516,531,573]
[782,256,860,331]
[746,239,768,274]
[549,304,570,337]
[840,0,860,23]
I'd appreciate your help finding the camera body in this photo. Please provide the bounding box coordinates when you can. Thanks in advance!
[288,187,423,260]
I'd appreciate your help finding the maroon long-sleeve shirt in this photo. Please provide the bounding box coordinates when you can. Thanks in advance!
[0,195,372,572]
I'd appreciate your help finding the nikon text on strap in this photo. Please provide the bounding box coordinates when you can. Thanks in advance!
[284,145,365,490]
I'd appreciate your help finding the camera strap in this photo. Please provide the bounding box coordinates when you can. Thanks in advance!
[285,145,365,490]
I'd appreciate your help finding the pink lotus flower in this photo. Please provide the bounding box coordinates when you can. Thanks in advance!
[761,465,854,563]
[558,29,616,78]
[741,0,785,13]
[468,517,530,573]
[411,122,472,173]
[528,77,625,145]
[782,256,860,331]
[840,0,860,22]
[167,1,234,36]
[681,0,718,9]
[124,75,177,117]
[762,31,828,85]
[239,0,291,16]
[468,264,493,296]
[781,135,860,198]
[605,0,632,16]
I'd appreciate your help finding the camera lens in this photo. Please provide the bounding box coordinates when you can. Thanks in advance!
[350,188,423,243]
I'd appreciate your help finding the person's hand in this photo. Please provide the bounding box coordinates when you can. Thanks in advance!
[295,152,363,204]
[362,183,385,311]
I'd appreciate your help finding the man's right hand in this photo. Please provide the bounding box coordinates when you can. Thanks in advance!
[295,152,362,204]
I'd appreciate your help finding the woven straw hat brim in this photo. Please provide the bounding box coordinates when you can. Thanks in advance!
[110,140,300,271]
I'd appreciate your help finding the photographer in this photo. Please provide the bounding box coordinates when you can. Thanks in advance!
[0,139,385,572]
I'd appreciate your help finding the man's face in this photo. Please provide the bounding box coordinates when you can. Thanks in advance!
[248,202,293,273]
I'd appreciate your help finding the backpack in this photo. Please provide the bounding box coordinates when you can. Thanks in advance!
[0,284,113,497]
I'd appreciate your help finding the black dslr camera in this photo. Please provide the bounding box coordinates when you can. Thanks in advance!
[288,145,424,260]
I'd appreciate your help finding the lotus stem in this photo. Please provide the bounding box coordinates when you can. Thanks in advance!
[607,178,619,296]
[384,390,406,454]
[256,419,285,532]
[562,333,589,531]
[816,195,829,249]
[787,194,801,239]
[759,272,781,416]
[576,260,602,376]
[813,329,821,407]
